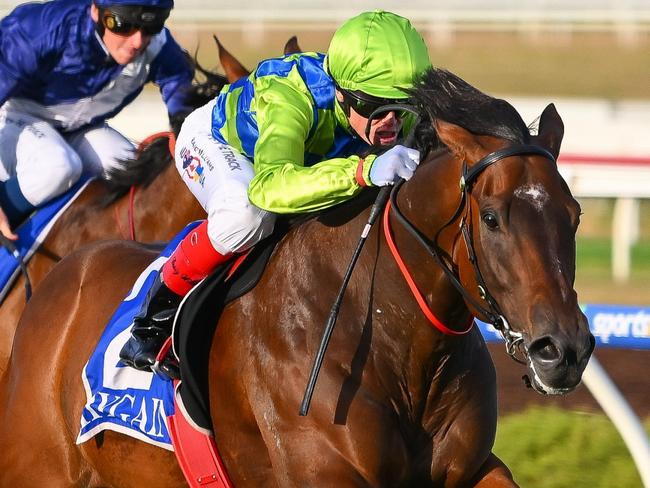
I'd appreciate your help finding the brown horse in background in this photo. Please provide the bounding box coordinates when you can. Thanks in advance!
[0,69,594,486]
[0,133,197,377]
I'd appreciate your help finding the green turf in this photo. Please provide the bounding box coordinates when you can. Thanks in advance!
[577,238,650,274]
[494,407,650,488]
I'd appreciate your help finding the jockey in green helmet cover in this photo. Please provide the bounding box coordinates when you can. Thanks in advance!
[118,10,433,375]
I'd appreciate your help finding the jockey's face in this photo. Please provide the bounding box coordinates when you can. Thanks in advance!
[91,4,154,65]
[336,90,402,146]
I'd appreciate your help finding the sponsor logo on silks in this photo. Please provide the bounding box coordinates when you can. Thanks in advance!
[180,146,205,187]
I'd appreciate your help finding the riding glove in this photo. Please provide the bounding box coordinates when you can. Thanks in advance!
[369,145,420,186]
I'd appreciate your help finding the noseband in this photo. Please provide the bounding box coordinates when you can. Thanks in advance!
[389,143,556,360]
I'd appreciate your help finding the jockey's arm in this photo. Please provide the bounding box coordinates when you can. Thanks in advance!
[150,31,195,132]
[248,75,372,214]
[0,13,41,108]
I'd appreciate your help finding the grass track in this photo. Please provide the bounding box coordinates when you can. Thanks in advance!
[495,407,650,488]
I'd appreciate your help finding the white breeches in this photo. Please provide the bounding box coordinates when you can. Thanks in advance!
[174,99,276,255]
[0,104,135,206]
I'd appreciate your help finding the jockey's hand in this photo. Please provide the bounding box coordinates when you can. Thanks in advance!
[0,207,18,241]
[369,145,420,186]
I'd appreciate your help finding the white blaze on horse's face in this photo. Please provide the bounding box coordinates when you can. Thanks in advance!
[514,184,549,212]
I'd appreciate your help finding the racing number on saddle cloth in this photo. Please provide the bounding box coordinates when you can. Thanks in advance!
[77,223,201,450]
[100,256,165,392]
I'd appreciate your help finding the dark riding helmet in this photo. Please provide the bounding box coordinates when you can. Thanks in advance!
[93,0,173,36]
[325,10,431,100]
[94,0,174,7]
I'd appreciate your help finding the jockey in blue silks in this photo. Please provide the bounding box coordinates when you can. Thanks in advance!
[0,0,193,239]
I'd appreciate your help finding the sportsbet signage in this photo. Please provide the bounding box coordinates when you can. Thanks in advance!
[477,304,650,350]
[583,304,650,350]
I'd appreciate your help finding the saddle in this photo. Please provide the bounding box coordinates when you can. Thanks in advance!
[171,189,380,429]
[171,229,283,431]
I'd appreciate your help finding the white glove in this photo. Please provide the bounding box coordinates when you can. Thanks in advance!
[368,145,420,186]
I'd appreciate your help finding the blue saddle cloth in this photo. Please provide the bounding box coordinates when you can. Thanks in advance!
[0,177,92,304]
[77,221,200,451]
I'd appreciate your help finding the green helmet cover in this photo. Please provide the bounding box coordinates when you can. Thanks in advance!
[326,10,431,99]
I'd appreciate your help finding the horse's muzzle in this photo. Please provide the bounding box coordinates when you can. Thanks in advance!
[525,328,595,395]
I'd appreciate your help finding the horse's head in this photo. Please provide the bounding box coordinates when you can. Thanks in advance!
[430,104,594,394]
[404,70,594,394]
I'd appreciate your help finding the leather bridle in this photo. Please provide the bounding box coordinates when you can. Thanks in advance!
[388,143,556,360]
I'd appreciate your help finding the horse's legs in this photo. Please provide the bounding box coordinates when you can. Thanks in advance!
[469,452,519,488]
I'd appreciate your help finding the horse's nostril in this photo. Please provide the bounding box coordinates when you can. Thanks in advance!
[528,337,561,363]
[577,334,596,367]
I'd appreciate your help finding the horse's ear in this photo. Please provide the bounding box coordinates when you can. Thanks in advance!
[284,36,302,55]
[535,103,564,161]
[214,35,250,83]
[434,119,486,162]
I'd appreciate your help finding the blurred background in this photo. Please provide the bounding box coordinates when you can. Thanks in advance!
[2,1,648,486]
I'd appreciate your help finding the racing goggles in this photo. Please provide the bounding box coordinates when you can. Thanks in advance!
[100,6,170,37]
[337,87,404,119]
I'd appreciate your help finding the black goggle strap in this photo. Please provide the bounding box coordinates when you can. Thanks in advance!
[336,85,400,117]
[364,103,420,142]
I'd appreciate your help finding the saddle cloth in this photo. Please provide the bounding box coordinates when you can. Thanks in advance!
[0,176,92,304]
[76,221,200,450]
[76,219,279,450]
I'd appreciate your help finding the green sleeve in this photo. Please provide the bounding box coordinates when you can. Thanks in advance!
[247,66,366,214]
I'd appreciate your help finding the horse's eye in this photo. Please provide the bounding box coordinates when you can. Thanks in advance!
[482,212,499,229]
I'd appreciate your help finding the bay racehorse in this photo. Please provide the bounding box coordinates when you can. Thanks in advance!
[0,68,594,487]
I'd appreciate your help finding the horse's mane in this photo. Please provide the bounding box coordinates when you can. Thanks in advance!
[98,58,228,207]
[408,68,531,156]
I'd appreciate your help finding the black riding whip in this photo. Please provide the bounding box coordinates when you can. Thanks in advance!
[0,234,32,302]
[299,104,421,416]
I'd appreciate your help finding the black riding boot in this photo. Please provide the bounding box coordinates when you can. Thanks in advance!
[119,274,183,372]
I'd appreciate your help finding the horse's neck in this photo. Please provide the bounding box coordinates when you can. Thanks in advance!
[368,149,475,411]
[43,162,201,257]
[45,182,110,254]
[387,148,472,326]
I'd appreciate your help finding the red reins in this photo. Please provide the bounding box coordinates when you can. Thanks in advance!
[383,200,474,335]
[115,131,176,241]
